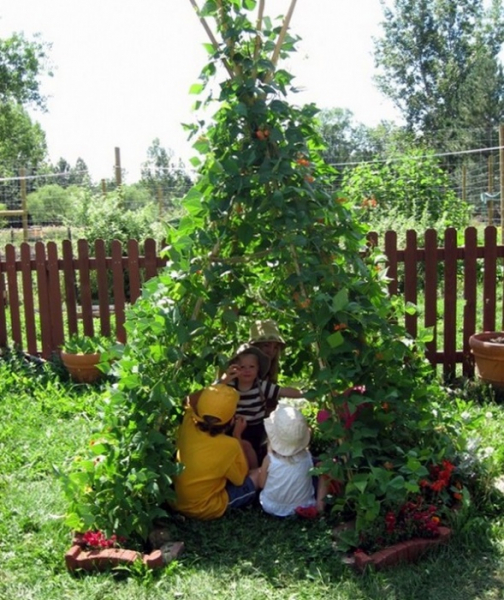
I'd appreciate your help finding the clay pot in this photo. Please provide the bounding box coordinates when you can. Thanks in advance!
[351,526,452,572]
[468,331,504,389]
[61,351,102,383]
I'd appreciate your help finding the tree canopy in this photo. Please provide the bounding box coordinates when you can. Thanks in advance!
[374,0,504,145]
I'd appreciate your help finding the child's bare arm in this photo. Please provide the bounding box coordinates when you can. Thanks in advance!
[257,455,270,489]
[278,386,304,398]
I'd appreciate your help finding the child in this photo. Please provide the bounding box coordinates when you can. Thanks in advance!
[248,319,286,383]
[172,384,260,520]
[220,344,303,467]
[258,404,326,518]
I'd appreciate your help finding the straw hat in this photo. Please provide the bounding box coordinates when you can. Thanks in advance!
[264,404,311,457]
[229,343,271,379]
[194,384,239,425]
[249,319,286,347]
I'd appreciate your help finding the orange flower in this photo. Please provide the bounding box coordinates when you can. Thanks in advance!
[453,492,463,501]
[304,175,314,183]
[256,130,266,140]
[333,323,348,331]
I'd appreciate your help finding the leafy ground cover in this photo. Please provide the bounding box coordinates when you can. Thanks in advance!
[1,352,503,600]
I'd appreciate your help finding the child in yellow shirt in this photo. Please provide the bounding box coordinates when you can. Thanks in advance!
[172,384,260,520]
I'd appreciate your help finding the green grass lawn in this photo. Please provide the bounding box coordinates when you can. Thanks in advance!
[1,352,504,600]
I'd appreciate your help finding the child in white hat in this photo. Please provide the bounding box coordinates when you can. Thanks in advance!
[258,404,324,518]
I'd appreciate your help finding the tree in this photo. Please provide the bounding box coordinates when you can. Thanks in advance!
[0,32,52,109]
[0,102,47,172]
[316,108,410,187]
[374,0,504,145]
[51,157,90,188]
[0,32,52,181]
[140,138,193,210]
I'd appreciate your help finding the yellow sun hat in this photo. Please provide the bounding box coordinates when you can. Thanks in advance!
[194,384,239,425]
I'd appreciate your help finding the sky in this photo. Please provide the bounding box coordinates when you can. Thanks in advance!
[0,0,401,183]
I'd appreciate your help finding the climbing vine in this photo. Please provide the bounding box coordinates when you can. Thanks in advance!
[61,0,459,548]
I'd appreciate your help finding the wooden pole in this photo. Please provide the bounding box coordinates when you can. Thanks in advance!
[488,155,494,225]
[20,168,28,242]
[461,164,466,203]
[157,185,163,219]
[500,124,504,243]
[114,147,122,187]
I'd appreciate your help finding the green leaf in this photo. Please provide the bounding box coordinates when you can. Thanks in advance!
[332,289,349,312]
[327,331,344,348]
[236,222,254,245]
[189,83,204,95]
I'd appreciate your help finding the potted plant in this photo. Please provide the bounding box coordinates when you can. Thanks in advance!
[468,331,504,390]
[60,334,112,383]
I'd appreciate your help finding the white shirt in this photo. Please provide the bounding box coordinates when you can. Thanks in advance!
[259,449,316,517]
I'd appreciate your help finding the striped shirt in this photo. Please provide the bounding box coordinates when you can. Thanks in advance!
[229,379,280,427]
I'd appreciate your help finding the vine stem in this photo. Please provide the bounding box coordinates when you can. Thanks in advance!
[188,0,234,78]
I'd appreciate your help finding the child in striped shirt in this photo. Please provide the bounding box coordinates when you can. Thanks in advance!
[220,344,303,468]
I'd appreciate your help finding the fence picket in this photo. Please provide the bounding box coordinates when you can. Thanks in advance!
[424,229,438,365]
[384,230,398,297]
[35,242,52,357]
[94,239,112,338]
[77,239,95,337]
[127,239,141,303]
[463,227,477,376]
[48,241,65,352]
[0,230,502,376]
[62,239,79,336]
[6,244,22,348]
[111,240,126,343]
[483,226,497,331]
[20,243,37,356]
[443,228,458,378]
[404,230,418,338]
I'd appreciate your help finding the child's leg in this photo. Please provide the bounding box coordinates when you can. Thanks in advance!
[316,475,330,513]
[240,439,258,470]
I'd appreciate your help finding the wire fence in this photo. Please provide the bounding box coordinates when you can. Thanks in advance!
[0,131,503,236]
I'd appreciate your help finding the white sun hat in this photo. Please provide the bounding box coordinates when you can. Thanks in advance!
[264,404,311,457]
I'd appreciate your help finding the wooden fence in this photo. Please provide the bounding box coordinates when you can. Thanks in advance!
[0,227,503,379]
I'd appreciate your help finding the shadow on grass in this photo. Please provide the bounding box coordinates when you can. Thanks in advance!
[155,502,504,600]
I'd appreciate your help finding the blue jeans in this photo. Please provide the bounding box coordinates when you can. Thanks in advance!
[226,476,257,509]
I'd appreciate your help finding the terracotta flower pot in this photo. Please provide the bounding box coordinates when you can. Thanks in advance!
[351,526,451,572]
[65,531,185,572]
[468,331,504,389]
[61,351,102,383]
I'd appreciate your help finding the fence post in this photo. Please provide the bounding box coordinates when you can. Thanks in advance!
[20,168,28,242]
[115,147,122,187]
